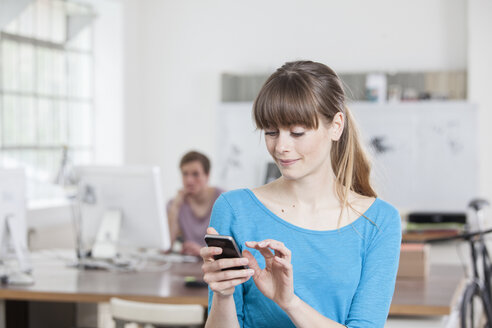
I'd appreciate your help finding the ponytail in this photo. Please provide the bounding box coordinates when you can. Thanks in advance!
[332,107,377,227]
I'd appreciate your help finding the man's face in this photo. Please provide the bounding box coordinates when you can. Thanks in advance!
[181,161,209,195]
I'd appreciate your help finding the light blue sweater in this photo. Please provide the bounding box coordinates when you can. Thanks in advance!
[208,189,401,328]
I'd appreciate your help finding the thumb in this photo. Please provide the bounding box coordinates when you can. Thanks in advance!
[243,249,261,278]
[206,227,219,235]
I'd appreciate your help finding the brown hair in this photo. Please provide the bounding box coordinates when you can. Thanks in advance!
[179,151,211,175]
[253,61,376,225]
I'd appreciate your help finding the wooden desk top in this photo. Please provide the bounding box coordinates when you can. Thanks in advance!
[390,264,465,316]
[0,251,464,316]
[0,251,208,306]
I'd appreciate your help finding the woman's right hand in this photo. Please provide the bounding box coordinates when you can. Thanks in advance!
[200,227,255,296]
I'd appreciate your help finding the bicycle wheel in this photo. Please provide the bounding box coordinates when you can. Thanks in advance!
[482,245,492,301]
[461,281,492,328]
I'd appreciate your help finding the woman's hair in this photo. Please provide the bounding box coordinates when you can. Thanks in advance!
[180,151,211,175]
[253,61,377,222]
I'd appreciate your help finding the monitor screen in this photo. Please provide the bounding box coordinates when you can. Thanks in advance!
[264,162,281,184]
[74,166,170,253]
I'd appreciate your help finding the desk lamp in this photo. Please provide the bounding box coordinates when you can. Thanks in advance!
[54,145,85,261]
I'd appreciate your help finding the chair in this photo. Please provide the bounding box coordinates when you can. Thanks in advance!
[109,298,205,328]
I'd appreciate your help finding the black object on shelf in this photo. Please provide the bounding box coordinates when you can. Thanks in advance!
[407,212,466,224]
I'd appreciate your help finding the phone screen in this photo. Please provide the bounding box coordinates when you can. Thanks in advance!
[204,234,247,270]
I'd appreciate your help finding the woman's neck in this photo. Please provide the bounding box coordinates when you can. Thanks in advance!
[276,173,340,210]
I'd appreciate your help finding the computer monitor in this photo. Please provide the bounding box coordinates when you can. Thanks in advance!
[74,166,171,257]
[264,162,281,184]
[0,168,32,282]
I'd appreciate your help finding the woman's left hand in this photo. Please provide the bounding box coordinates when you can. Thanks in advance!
[243,240,298,310]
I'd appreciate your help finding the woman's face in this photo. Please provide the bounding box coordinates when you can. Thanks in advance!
[264,114,343,181]
[181,161,209,195]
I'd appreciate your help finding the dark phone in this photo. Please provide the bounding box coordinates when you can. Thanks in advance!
[204,234,247,270]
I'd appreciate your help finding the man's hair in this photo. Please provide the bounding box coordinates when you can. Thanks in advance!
[179,151,211,175]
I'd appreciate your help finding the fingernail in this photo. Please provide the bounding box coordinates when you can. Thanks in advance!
[258,241,267,247]
[240,258,248,264]
[247,269,255,275]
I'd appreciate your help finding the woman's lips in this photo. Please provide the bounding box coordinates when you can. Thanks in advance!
[278,159,299,166]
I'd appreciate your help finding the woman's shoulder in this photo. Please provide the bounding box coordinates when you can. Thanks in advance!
[212,186,227,195]
[214,188,253,207]
[366,197,402,234]
[210,189,262,228]
[372,198,400,218]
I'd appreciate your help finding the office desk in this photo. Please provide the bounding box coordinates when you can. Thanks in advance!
[0,251,208,306]
[390,264,465,316]
[0,252,464,319]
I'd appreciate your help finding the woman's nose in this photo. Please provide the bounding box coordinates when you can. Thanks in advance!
[275,133,292,153]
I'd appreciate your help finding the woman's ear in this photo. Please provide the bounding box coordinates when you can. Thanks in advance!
[330,112,344,141]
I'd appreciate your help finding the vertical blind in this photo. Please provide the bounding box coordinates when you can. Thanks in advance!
[0,0,94,200]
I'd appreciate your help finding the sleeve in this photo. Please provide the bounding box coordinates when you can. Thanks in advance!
[345,208,402,328]
[166,199,173,212]
[207,195,245,327]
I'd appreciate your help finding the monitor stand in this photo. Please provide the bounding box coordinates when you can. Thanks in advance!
[0,215,34,285]
[69,209,128,271]
[1,271,34,285]
[91,209,121,259]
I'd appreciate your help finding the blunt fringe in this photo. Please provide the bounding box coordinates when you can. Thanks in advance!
[253,60,377,226]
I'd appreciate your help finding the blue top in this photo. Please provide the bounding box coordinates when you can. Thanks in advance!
[208,189,401,328]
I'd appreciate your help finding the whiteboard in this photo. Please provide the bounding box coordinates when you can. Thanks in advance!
[216,103,271,190]
[351,101,478,212]
[217,101,478,212]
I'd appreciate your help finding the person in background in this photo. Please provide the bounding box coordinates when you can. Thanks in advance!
[167,151,224,256]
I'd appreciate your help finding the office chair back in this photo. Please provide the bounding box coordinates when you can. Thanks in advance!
[110,298,205,328]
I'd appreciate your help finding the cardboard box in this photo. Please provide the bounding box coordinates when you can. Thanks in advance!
[397,243,430,279]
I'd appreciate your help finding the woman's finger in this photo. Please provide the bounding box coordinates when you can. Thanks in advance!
[200,246,222,260]
[209,276,252,293]
[204,268,254,284]
[245,241,275,260]
[274,255,293,275]
[245,241,258,248]
[204,257,249,272]
[258,239,292,260]
[242,249,261,278]
[206,227,219,235]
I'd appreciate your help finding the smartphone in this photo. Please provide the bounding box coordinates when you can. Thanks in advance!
[204,234,247,270]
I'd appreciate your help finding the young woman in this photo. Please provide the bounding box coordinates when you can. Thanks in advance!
[200,61,401,327]
[167,151,224,256]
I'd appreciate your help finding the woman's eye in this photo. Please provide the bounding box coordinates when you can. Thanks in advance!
[265,131,278,137]
[291,132,305,137]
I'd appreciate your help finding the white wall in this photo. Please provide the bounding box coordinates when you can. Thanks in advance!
[71,0,125,164]
[123,0,468,201]
[88,0,124,165]
[122,0,145,165]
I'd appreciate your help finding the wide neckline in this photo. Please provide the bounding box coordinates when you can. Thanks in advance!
[243,188,379,235]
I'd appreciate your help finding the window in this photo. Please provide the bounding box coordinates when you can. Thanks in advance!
[0,0,95,200]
